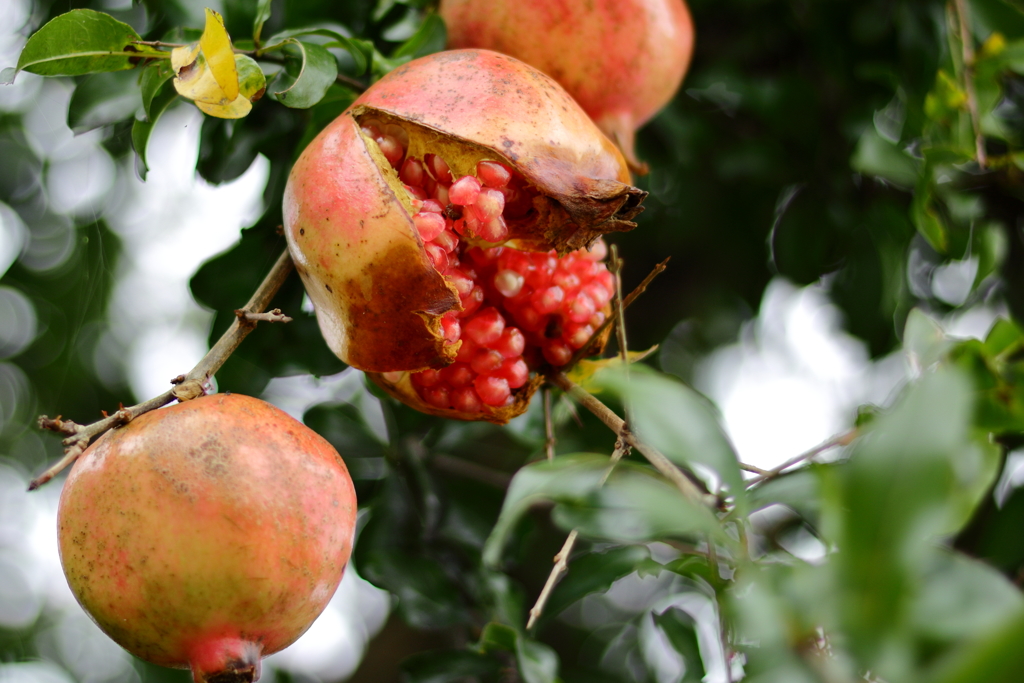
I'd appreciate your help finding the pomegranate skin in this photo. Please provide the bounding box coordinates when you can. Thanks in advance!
[57,394,357,683]
[284,49,644,380]
[440,0,695,171]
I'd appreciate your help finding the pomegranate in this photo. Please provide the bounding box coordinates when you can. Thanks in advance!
[284,49,643,423]
[440,0,696,172]
[57,393,357,683]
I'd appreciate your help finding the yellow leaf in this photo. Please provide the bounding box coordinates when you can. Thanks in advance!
[196,55,266,119]
[173,50,230,105]
[980,32,1006,59]
[200,8,238,101]
[567,347,659,391]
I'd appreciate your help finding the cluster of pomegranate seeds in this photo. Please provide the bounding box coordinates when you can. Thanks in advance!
[362,120,615,413]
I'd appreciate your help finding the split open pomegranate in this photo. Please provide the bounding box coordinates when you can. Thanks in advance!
[284,50,645,423]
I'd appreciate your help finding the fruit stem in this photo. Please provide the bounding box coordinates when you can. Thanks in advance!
[30,250,295,490]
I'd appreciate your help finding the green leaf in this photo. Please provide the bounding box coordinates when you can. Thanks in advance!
[401,650,501,683]
[542,546,654,621]
[10,9,151,81]
[479,622,519,653]
[482,454,608,568]
[265,28,373,75]
[303,402,387,480]
[132,74,179,180]
[552,466,723,544]
[903,309,952,371]
[270,40,338,109]
[516,637,559,683]
[391,13,446,60]
[253,0,273,45]
[928,607,1024,683]
[594,366,746,512]
[653,609,705,683]
[67,70,141,134]
[826,368,977,673]
[911,550,1024,644]
[850,128,919,188]
[139,60,175,120]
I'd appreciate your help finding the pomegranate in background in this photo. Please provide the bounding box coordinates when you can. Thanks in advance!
[57,393,357,683]
[440,0,696,173]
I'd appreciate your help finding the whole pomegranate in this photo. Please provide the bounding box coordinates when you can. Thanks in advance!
[440,0,696,172]
[284,49,645,423]
[57,393,357,683]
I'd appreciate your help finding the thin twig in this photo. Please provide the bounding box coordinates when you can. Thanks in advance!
[745,428,858,488]
[609,246,630,369]
[235,308,292,324]
[429,454,512,489]
[526,529,579,630]
[739,463,769,475]
[543,388,556,461]
[566,258,670,369]
[335,73,368,91]
[953,0,988,168]
[31,250,295,490]
[549,371,715,507]
[130,40,185,49]
[527,432,630,629]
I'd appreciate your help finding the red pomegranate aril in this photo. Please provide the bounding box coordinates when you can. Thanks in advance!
[494,327,526,358]
[423,385,451,409]
[552,271,581,292]
[565,294,596,324]
[585,239,608,261]
[460,287,485,318]
[449,175,482,205]
[414,212,446,241]
[531,286,564,314]
[377,135,404,167]
[569,258,599,278]
[411,368,442,387]
[405,184,428,202]
[474,375,512,406]
[400,158,425,186]
[589,311,607,328]
[512,303,546,332]
[385,123,409,148]
[447,268,475,296]
[477,160,512,188]
[477,215,509,243]
[584,282,613,307]
[426,153,452,184]
[360,125,382,139]
[494,269,525,298]
[441,314,461,344]
[441,362,474,387]
[464,307,505,345]
[494,358,529,388]
[474,188,505,222]
[471,348,505,375]
[452,386,483,413]
[434,183,450,206]
[425,244,449,270]
[543,340,573,366]
[563,322,594,349]
[421,199,444,214]
[435,228,459,252]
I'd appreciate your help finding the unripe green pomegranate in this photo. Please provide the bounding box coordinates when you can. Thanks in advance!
[284,49,643,423]
[57,393,357,683]
[440,0,696,172]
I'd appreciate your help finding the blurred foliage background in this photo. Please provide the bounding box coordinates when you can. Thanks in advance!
[1,0,1024,682]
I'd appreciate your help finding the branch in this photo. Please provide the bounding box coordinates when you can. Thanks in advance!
[429,454,512,489]
[566,258,669,369]
[744,428,858,488]
[543,388,556,461]
[527,432,630,630]
[31,250,295,490]
[548,370,716,508]
[235,308,292,324]
[953,0,988,169]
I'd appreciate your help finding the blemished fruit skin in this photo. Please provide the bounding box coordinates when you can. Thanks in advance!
[284,49,644,423]
[440,0,695,170]
[57,393,357,683]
